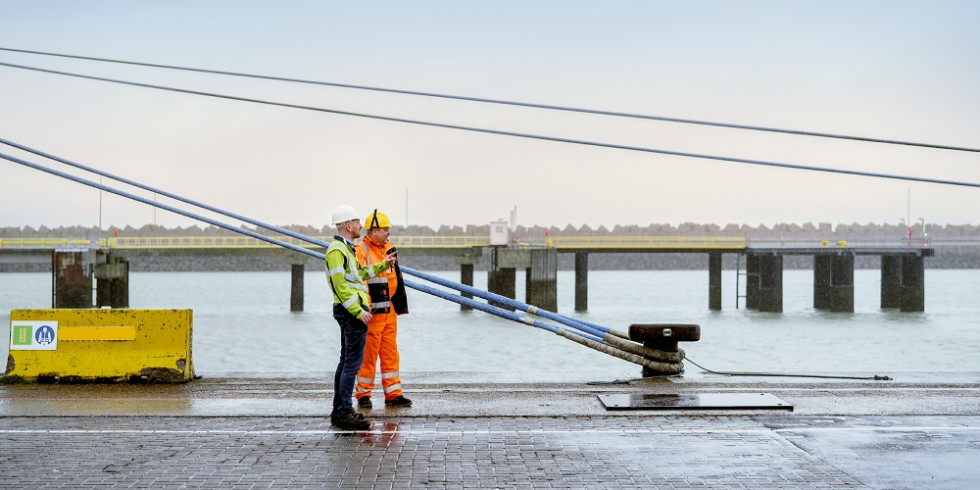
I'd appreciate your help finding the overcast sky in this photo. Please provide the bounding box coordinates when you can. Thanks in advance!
[1,1,978,231]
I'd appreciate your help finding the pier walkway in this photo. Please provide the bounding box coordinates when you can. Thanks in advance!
[2,371,979,489]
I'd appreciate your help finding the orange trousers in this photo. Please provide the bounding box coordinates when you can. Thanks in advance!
[354,311,402,401]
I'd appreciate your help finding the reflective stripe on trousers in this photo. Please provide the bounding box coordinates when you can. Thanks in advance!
[353,310,402,400]
[382,382,402,395]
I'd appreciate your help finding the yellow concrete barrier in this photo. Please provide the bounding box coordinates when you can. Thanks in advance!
[4,309,194,383]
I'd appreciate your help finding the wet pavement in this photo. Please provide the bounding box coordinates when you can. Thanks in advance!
[2,371,979,488]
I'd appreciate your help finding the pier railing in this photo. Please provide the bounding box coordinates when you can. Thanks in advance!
[94,236,492,249]
[391,236,491,248]
[2,235,977,251]
[745,236,941,249]
[548,236,746,249]
[0,238,92,249]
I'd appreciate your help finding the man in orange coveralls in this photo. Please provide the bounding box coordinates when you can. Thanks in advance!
[355,209,412,408]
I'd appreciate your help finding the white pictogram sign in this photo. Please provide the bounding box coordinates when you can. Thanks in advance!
[9,321,58,350]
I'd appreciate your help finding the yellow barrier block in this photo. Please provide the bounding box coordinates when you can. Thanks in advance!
[4,309,194,383]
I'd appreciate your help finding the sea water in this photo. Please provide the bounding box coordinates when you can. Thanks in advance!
[2,269,979,378]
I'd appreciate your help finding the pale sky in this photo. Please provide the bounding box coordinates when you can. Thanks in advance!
[1,1,978,230]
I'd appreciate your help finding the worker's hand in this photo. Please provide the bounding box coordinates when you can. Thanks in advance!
[385,252,397,267]
[360,311,373,325]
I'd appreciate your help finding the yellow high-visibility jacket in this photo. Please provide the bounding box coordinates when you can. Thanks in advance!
[325,236,388,319]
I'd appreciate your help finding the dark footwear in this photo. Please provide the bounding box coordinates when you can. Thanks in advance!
[330,411,359,424]
[357,397,373,409]
[332,412,370,430]
[385,395,412,407]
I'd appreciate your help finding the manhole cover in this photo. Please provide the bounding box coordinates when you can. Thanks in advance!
[599,393,793,411]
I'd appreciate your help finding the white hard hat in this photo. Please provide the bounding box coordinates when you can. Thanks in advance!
[331,204,360,225]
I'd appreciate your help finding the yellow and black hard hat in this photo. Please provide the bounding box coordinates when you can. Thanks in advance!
[365,209,391,229]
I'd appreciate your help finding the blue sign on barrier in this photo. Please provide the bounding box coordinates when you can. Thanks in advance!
[35,325,56,346]
[9,321,58,350]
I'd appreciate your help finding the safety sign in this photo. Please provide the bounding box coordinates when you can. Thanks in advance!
[9,321,58,350]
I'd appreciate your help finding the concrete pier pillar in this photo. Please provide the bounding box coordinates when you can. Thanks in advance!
[455,250,481,311]
[813,255,832,310]
[460,263,474,311]
[814,254,854,312]
[96,252,129,309]
[756,254,783,313]
[53,249,91,308]
[290,263,304,312]
[880,255,903,309]
[744,254,760,310]
[831,254,855,313]
[487,246,517,308]
[488,268,516,306]
[113,260,129,308]
[708,252,722,311]
[574,252,588,312]
[901,255,925,312]
[526,248,558,311]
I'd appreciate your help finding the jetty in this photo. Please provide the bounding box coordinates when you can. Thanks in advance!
[1,235,936,313]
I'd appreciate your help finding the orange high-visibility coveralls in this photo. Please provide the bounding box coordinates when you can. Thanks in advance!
[354,236,408,402]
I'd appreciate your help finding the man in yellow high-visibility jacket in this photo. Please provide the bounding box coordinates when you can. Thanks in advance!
[354,210,411,409]
[326,204,395,430]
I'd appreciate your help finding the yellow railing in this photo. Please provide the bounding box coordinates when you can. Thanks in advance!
[2,235,746,250]
[0,238,92,249]
[97,236,327,249]
[91,236,492,249]
[390,236,490,248]
[549,236,747,249]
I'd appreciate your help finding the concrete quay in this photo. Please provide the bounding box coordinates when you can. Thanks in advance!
[2,371,979,489]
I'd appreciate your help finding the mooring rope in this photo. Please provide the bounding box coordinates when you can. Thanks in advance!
[0,148,671,370]
[2,61,978,189]
[683,357,892,380]
[0,137,634,344]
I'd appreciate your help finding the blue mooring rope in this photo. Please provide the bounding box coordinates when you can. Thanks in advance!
[0,137,623,341]
[1,144,672,369]
[404,279,602,343]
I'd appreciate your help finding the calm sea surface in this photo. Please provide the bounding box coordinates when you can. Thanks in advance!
[2,269,979,378]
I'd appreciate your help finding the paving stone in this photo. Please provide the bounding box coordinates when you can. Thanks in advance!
[0,415,869,489]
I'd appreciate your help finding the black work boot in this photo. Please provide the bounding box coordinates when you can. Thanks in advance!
[384,395,412,407]
[331,411,370,430]
[357,397,373,409]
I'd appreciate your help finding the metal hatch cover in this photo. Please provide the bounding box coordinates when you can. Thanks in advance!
[599,393,793,411]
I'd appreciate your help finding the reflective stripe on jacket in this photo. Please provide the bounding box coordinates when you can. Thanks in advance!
[325,235,388,319]
[355,236,408,315]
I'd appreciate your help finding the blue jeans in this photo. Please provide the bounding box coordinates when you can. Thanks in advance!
[332,304,367,416]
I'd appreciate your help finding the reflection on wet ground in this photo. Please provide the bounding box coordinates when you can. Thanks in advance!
[356,420,401,447]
